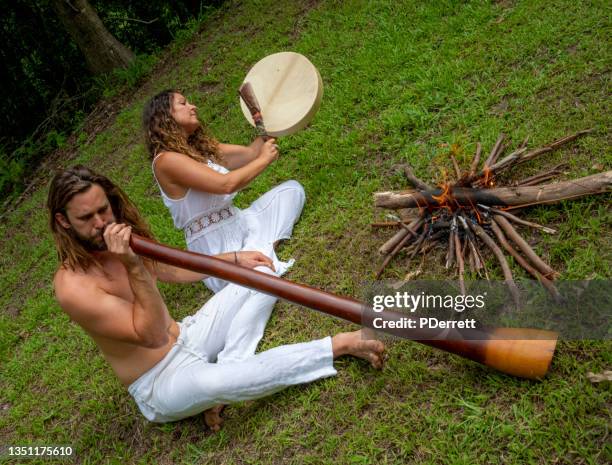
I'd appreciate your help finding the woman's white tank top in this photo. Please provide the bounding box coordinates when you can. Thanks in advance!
[151,154,238,230]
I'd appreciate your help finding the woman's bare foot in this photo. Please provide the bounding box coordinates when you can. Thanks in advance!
[203,404,225,432]
[332,330,385,369]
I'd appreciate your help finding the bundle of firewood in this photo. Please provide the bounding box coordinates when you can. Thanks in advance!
[373,129,611,303]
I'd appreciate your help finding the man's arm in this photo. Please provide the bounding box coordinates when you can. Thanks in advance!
[156,251,276,283]
[54,267,171,349]
[104,223,172,347]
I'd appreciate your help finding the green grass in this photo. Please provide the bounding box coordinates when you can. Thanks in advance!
[1,0,610,463]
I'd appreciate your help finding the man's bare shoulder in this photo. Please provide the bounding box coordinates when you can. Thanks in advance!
[53,265,100,316]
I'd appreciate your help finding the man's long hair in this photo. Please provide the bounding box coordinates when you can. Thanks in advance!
[142,89,221,163]
[47,165,154,271]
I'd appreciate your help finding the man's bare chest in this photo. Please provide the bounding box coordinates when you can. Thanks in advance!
[93,259,135,302]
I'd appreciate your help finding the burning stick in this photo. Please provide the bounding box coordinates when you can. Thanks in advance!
[464,129,591,185]
[445,216,457,269]
[371,221,404,228]
[469,142,482,177]
[475,246,489,281]
[419,230,446,254]
[458,214,483,272]
[452,219,466,295]
[467,219,521,306]
[517,173,560,187]
[374,171,612,210]
[515,163,567,186]
[407,223,430,261]
[402,164,432,190]
[489,220,563,302]
[451,155,462,179]
[484,133,505,169]
[376,217,426,278]
[492,215,559,280]
[477,204,557,234]
[378,214,424,255]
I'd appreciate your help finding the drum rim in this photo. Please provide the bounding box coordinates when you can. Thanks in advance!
[239,51,323,137]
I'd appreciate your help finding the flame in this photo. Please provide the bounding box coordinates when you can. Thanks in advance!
[466,196,482,223]
[482,167,496,187]
[432,183,454,212]
[483,167,492,185]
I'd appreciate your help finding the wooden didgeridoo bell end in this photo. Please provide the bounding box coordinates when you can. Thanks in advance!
[481,328,558,379]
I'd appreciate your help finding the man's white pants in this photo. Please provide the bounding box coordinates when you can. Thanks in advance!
[128,271,337,422]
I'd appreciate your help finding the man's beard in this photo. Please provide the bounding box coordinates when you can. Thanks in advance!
[75,230,107,252]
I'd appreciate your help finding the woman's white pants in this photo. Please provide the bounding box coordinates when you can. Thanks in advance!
[203,180,306,293]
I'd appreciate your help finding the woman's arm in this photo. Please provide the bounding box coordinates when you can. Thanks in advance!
[156,251,276,283]
[155,138,278,195]
[219,137,266,170]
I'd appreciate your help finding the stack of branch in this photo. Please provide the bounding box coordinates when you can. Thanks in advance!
[373,129,611,303]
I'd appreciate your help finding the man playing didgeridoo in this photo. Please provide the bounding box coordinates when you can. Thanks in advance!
[48,165,384,430]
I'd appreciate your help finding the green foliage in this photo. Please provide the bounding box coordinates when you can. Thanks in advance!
[91,0,223,53]
[93,54,160,99]
[0,0,223,201]
[170,8,218,50]
[0,152,24,196]
[0,127,73,200]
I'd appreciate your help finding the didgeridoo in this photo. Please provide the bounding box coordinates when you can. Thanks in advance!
[130,234,558,379]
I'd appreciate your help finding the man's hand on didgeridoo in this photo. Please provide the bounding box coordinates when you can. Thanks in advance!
[104,223,140,267]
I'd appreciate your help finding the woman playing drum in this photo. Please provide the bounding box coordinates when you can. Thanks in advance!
[142,89,305,293]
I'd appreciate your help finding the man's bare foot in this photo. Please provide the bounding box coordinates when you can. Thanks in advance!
[203,404,225,432]
[332,330,385,369]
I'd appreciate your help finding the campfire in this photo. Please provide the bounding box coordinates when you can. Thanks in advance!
[373,130,611,304]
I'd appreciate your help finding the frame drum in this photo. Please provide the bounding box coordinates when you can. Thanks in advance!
[239,52,323,137]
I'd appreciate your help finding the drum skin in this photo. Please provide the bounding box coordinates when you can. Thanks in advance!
[240,52,323,137]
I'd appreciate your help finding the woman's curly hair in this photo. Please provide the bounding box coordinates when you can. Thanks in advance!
[142,89,222,163]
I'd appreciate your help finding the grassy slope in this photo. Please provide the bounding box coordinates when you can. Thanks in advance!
[1,0,610,463]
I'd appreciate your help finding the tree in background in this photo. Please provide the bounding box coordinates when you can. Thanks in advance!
[0,0,222,200]
[50,0,135,74]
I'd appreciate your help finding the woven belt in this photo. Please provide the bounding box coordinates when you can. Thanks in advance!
[185,206,236,239]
